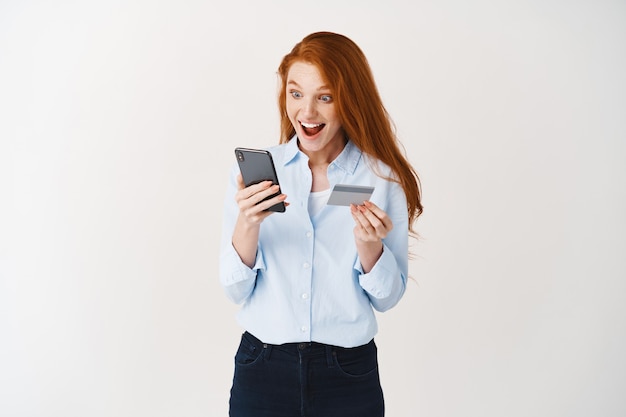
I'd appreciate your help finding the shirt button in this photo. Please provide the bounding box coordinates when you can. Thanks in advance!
[306,231,312,238]
[300,326,307,332]
[303,262,310,269]
[301,293,308,299]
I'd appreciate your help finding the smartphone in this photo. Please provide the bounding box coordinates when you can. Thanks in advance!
[235,147,286,213]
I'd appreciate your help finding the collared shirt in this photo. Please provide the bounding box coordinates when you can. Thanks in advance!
[219,138,409,348]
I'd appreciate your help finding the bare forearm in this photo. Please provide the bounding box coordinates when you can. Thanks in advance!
[232,215,260,268]
[356,240,383,273]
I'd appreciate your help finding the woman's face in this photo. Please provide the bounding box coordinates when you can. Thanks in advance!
[285,61,345,160]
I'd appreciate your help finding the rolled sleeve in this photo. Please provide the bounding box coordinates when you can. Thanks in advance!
[357,243,407,312]
[219,242,266,305]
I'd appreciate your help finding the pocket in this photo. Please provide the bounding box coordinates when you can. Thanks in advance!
[332,340,379,378]
[234,333,265,367]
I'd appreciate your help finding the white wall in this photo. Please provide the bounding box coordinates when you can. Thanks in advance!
[1,1,624,416]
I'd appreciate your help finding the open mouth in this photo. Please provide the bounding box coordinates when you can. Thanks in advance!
[300,121,325,137]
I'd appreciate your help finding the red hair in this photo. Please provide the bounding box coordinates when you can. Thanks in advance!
[277,32,423,232]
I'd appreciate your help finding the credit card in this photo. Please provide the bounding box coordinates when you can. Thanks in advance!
[327,184,375,206]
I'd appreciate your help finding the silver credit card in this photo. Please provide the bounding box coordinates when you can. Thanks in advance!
[327,184,375,206]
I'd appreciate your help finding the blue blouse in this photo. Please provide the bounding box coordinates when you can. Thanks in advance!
[219,138,409,348]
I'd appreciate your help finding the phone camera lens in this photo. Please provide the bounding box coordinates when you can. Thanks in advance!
[237,152,244,162]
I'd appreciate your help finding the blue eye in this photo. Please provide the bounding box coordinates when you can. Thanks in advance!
[319,94,333,103]
[290,90,302,98]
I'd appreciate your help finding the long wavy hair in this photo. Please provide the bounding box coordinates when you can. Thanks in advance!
[277,31,423,233]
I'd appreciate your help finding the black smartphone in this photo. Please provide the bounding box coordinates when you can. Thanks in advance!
[235,147,286,213]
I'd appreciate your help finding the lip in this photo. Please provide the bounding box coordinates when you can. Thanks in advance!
[298,120,325,140]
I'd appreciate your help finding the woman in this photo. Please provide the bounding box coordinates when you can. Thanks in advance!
[220,31,422,417]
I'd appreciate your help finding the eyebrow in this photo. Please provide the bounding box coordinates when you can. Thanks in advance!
[287,80,330,91]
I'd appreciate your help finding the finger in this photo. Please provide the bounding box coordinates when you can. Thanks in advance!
[236,174,245,191]
[238,189,281,214]
[351,204,376,237]
[236,181,273,202]
[363,201,393,230]
[254,192,288,212]
[239,185,287,217]
[354,204,393,240]
[241,194,283,222]
[241,207,274,225]
[242,197,287,225]
[358,206,386,236]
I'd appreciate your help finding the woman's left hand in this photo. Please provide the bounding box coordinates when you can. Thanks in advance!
[350,201,393,272]
[351,201,393,242]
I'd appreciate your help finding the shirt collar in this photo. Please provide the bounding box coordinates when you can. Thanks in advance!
[282,136,300,165]
[281,135,362,175]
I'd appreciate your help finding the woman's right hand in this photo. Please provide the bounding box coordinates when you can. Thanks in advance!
[232,174,287,267]
[234,174,288,226]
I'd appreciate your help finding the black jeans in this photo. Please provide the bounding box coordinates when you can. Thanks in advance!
[229,332,385,417]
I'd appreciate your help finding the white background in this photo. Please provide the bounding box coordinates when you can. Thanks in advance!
[1,1,625,416]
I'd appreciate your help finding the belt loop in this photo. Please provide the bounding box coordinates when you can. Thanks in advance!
[325,345,334,368]
[263,343,273,361]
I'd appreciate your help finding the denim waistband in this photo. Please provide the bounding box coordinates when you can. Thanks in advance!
[245,331,347,367]
[243,331,374,355]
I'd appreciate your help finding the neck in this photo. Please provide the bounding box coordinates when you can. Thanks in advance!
[300,137,348,167]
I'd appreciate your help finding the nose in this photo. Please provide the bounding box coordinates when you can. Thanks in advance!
[301,97,317,117]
